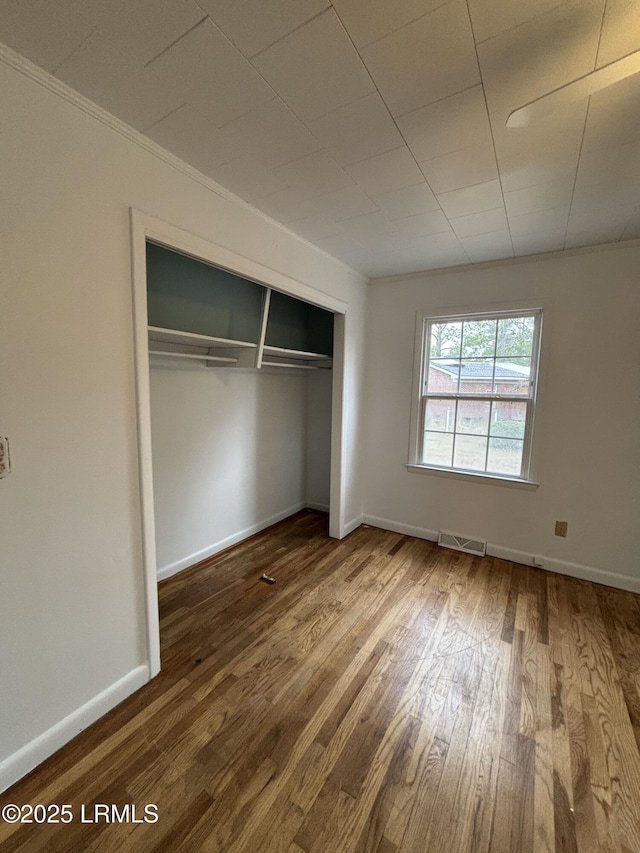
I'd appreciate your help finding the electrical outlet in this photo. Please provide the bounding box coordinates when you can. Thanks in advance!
[533,556,545,567]
[0,436,10,478]
[555,520,568,537]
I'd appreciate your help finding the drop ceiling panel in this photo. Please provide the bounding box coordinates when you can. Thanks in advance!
[478,0,606,121]
[504,180,574,216]
[272,151,355,199]
[216,98,323,169]
[420,141,499,195]
[596,0,640,66]
[345,147,425,196]
[146,104,238,172]
[450,207,508,238]
[81,0,205,66]
[287,213,344,241]
[148,18,275,127]
[55,32,185,132]
[437,180,505,219]
[460,230,514,263]
[0,0,94,72]
[360,0,480,118]
[252,187,320,223]
[467,0,570,45]
[311,186,379,221]
[330,0,447,49]
[392,210,452,238]
[252,10,374,122]
[396,85,492,164]
[372,183,440,220]
[207,154,291,201]
[511,230,566,256]
[198,0,330,58]
[508,207,570,237]
[307,93,405,167]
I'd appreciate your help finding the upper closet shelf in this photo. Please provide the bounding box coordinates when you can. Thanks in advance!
[148,326,257,350]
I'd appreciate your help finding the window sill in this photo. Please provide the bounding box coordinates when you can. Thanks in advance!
[406,463,539,490]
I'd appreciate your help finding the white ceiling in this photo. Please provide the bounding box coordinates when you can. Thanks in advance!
[2,0,640,277]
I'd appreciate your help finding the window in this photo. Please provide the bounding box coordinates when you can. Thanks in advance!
[414,310,542,482]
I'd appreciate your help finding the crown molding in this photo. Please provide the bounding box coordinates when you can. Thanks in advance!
[0,41,368,287]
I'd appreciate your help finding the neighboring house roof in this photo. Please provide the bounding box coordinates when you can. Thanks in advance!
[431,361,529,380]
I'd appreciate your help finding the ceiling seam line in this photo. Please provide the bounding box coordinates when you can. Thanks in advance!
[464,0,514,261]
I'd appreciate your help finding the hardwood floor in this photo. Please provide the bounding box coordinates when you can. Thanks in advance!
[2,510,640,852]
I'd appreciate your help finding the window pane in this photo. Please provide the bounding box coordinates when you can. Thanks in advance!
[496,315,534,358]
[425,399,456,432]
[493,357,531,395]
[456,400,490,435]
[430,321,461,358]
[490,401,528,439]
[426,359,459,393]
[457,358,494,394]
[487,438,523,476]
[423,431,454,467]
[461,319,497,358]
[453,434,487,471]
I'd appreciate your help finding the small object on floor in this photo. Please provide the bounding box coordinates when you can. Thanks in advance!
[260,573,276,584]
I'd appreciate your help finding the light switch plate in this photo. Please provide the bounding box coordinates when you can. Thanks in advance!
[0,436,11,478]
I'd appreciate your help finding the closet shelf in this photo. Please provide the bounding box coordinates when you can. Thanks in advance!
[148,326,257,350]
[262,345,332,363]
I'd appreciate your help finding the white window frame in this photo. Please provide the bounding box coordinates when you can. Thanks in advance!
[408,308,543,487]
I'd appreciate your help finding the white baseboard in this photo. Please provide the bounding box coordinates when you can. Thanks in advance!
[157,502,306,581]
[306,502,330,513]
[342,514,365,537]
[363,515,439,542]
[0,665,149,794]
[487,544,640,594]
[363,516,640,594]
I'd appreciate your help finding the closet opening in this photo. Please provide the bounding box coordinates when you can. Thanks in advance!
[130,210,348,677]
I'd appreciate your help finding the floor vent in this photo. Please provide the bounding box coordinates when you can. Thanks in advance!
[438,531,487,557]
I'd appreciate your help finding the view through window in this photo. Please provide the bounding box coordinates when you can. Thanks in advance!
[420,311,541,479]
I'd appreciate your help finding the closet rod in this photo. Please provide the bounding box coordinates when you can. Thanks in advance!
[149,350,238,364]
[261,361,330,370]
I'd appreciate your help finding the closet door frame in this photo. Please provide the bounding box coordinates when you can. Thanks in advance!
[130,208,348,677]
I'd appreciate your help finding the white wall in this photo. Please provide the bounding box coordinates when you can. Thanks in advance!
[0,51,366,790]
[364,245,640,589]
[150,364,316,578]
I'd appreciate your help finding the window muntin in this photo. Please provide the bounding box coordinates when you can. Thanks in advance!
[419,311,541,480]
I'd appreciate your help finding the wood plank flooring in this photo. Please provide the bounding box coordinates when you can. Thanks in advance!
[2,511,640,852]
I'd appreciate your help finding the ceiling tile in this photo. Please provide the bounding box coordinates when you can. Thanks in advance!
[330,0,447,48]
[0,0,94,72]
[307,93,404,167]
[564,220,628,249]
[420,141,498,194]
[436,179,504,218]
[460,230,514,262]
[621,206,640,240]
[289,213,344,241]
[575,138,640,189]
[336,211,396,239]
[397,85,491,163]
[393,210,452,238]
[508,206,570,237]
[83,0,205,66]
[345,147,425,196]
[478,0,605,122]
[511,230,566,256]
[207,155,291,200]
[251,9,374,122]
[312,187,379,221]
[198,0,329,58]
[145,104,238,172]
[272,151,355,199]
[252,187,319,223]
[217,98,323,169]
[504,180,574,216]
[596,0,640,66]
[372,183,440,219]
[54,31,185,131]
[467,0,570,45]
[148,18,274,127]
[450,207,508,238]
[360,0,480,117]
[581,75,640,155]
